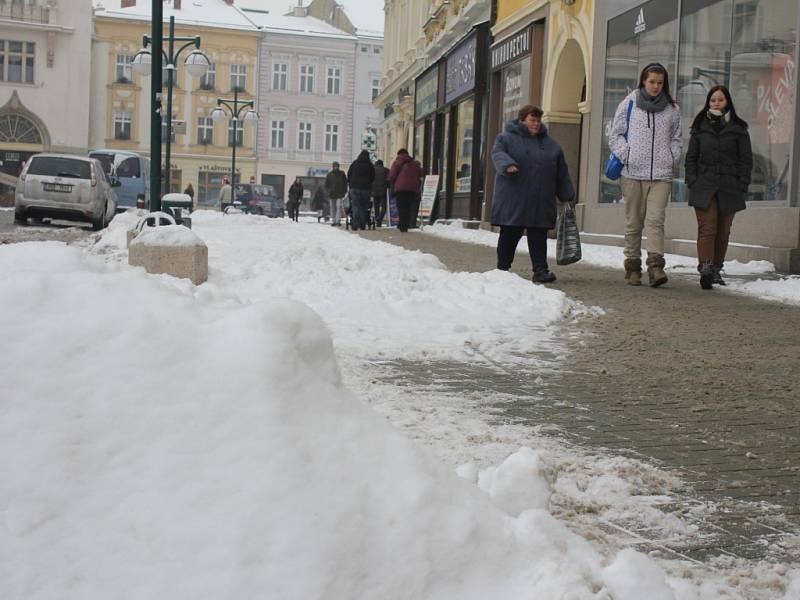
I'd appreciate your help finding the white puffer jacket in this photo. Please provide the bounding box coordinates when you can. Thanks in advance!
[609,90,683,181]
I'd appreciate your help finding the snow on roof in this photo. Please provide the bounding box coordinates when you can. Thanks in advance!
[243,9,356,40]
[94,0,259,32]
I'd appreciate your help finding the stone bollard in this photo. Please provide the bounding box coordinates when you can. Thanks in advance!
[128,224,208,285]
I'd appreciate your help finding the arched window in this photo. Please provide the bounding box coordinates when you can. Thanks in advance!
[0,113,42,144]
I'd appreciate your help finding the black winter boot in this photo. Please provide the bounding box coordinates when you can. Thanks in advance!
[699,261,714,290]
[712,263,726,286]
[532,268,557,284]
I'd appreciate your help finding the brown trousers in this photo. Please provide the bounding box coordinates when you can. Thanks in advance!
[695,195,735,266]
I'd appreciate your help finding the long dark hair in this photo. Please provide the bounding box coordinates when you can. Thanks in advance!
[638,63,676,106]
[690,85,749,132]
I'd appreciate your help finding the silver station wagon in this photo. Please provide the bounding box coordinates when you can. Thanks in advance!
[14,153,119,230]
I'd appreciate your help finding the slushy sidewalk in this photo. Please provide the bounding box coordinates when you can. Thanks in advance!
[359,226,800,563]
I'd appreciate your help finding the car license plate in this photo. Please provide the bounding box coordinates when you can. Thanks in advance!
[43,182,72,193]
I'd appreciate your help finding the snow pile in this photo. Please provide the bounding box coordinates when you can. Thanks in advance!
[2,240,689,599]
[130,223,206,247]
[725,275,800,305]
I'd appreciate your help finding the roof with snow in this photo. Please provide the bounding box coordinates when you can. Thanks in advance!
[242,9,356,40]
[94,0,259,31]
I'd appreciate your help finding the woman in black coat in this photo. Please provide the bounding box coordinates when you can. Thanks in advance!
[491,105,574,283]
[685,85,753,289]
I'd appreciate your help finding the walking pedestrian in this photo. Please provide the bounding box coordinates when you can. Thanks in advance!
[371,159,389,227]
[609,62,682,287]
[183,183,195,210]
[324,162,348,226]
[388,149,423,233]
[218,177,232,212]
[490,105,574,284]
[685,85,752,289]
[311,186,327,222]
[347,150,375,230]
[287,177,304,222]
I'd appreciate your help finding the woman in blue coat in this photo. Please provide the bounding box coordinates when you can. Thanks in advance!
[491,105,575,283]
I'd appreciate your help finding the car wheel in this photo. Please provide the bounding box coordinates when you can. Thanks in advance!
[92,203,106,231]
[14,209,27,225]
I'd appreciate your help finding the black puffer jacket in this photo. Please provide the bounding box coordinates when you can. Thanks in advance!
[347,151,376,191]
[372,164,389,197]
[685,115,753,213]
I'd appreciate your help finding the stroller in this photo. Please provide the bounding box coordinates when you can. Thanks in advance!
[345,196,376,231]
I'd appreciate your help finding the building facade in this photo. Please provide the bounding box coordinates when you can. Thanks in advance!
[245,8,357,202]
[353,30,383,162]
[91,0,261,206]
[0,0,93,204]
[584,0,800,272]
[374,0,427,165]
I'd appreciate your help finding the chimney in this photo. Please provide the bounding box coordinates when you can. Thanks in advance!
[293,0,306,17]
[120,0,136,7]
[174,0,181,8]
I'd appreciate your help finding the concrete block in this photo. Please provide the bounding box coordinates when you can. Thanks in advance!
[128,225,208,285]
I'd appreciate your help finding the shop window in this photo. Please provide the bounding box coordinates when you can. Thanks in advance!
[454,100,474,193]
[414,123,424,167]
[198,170,225,206]
[500,56,531,124]
[165,169,181,194]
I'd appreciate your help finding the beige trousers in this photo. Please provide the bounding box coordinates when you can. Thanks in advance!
[620,177,671,259]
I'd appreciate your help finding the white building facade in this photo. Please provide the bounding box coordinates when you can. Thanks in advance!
[245,9,357,202]
[0,0,93,202]
[352,30,383,161]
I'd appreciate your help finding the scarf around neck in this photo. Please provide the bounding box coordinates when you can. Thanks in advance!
[636,87,669,113]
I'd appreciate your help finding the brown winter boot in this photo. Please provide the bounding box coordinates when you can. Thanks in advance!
[624,258,642,286]
[646,252,668,287]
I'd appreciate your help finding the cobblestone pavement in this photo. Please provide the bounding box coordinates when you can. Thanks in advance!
[358,227,800,565]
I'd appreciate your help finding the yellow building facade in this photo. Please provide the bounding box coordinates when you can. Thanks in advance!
[483,0,594,223]
[91,6,261,205]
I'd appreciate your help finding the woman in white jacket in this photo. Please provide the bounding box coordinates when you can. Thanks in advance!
[609,63,682,287]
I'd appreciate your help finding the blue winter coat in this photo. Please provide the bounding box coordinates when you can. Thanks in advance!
[491,120,574,229]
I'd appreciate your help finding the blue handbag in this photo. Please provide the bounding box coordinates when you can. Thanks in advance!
[605,99,633,181]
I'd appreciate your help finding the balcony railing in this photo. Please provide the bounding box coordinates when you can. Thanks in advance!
[0,2,51,25]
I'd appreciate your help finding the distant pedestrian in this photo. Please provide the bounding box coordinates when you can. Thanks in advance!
[371,159,389,227]
[218,177,232,212]
[388,149,422,233]
[490,105,574,284]
[312,186,327,222]
[685,85,752,289]
[287,177,304,222]
[347,151,375,230]
[610,62,682,287]
[183,183,195,210]
[324,162,348,226]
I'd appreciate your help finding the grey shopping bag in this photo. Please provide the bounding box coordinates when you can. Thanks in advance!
[556,203,582,265]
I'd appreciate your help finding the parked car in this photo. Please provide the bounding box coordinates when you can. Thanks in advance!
[89,149,150,210]
[14,153,119,230]
[231,183,284,217]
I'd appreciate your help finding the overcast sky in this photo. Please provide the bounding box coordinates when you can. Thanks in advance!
[235,0,385,33]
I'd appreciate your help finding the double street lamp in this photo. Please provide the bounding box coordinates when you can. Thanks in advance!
[132,14,210,211]
[210,88,258,191]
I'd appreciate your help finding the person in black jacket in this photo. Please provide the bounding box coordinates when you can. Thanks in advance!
[371,159,389,227]
[287,177,304,222]
[346,150,375,230]
[324,162,348,226]
[685,85,753,289]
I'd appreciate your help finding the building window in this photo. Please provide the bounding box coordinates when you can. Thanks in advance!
[0,40,35,84]
[200,62,216,90]
[197,116,213,145]
[298,121,312,151]
[160,113,177,143]
[228,121,244,147]
[300,64,315,93]
[326,66,341,95]
[325,123,339,153]
[361,45,368,53]
[114,111,132,140]
[230,63,247,92]
[371,78,381,101]
[116,54,133,83]
[198,170,225,206]
[454,99,474,193]
[271,119,285,149]
[0,113,42,144]
[272,63,287,91]
[373,46,380,54]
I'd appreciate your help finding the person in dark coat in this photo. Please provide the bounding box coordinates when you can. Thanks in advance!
[388,149,423,232]
[324,162,348,226]
[311,186,327,222]
[491,105,574,283]
[287,177,304,222]
[685,85,753,289]
[347,150,375,230]
[371,159,389,227]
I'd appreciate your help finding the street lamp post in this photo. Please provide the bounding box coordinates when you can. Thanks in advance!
[210,88,258,194]
[133,13,209,211]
